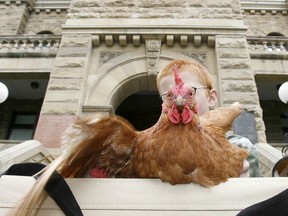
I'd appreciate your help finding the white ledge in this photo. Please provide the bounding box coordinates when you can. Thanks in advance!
[0,140,53,173]
[0,176,288,215]
[62,18,247,35]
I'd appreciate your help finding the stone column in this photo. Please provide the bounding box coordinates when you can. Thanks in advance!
[34,34,92,148]
[215,35,266,143]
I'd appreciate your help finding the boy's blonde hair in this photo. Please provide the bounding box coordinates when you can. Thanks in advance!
[157,59,213,93]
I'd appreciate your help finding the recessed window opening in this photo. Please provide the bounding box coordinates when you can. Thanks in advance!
[37,31,54,35]
[7,112,38,140]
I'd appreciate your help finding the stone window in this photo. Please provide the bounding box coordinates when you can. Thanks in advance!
[267,32,285,37]
[7,112,38,140]
[37,31,54,35]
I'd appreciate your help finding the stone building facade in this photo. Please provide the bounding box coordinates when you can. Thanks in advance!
[0,0,287,150]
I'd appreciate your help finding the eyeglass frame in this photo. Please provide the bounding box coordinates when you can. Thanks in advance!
[159,86,210,101]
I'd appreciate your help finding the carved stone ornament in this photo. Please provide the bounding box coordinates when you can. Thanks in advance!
[99,51,124,65]
[182,52,207,65]
[146,40,162,76]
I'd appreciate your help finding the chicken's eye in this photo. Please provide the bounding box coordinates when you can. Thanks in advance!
[160,92,173,102]
[167,93,171,99]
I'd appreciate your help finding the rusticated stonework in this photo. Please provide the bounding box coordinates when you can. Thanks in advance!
[68,0,243,19]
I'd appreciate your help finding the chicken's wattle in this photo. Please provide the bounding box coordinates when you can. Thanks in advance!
[167,105,193,124]
[181,105,193,124]
[167,105,181,124]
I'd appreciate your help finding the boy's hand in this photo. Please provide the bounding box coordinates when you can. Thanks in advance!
[240,160,250,177]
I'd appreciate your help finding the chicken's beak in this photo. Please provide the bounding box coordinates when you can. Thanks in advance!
[176,95,184,106]
[176,95,184,112]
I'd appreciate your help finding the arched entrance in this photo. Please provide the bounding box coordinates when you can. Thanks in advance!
[115,91,161,130]
[84,52,210,128]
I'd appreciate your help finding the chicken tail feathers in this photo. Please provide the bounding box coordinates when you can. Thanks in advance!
[9,155,66,216]
[60,115,137,178]
[9,114,137,215]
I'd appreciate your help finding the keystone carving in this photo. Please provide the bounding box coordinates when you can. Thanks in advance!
[145,40,162,91]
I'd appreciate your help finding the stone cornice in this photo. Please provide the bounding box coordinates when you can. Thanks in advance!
[241,0,287,10]
[63,19,247,32]
[247,35,288,43]
[62,18,247,47]
[91,34,216,48]
[35,0,70,8]
[33,8,69,14]
[241,0,288,14]
[0,34,61,42]
[0,0,35,9]
[0,0,71,13]
[62,18,247,36]
[33,0,70,13]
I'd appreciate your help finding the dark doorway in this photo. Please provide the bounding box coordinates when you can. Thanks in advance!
[115,91,162,131]
[256,75,288,145]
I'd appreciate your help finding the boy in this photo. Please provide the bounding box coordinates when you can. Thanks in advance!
[157,59,260,177]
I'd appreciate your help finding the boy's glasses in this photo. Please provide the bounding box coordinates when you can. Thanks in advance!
[160,86,209,101]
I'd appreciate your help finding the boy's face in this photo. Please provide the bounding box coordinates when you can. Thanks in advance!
[158,70,217,115]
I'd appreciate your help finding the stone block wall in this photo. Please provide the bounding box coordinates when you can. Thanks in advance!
[243,11,288,36]
[40,34,92,115]
[0,1,32,35]
[34,34,92,147]
[68,0,243,19]
[215,35,266,143]
[24,10,68,35]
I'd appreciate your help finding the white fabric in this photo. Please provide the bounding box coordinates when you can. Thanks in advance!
[0,176,288,216]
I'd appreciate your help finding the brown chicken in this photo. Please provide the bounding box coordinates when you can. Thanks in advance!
[11,64,249,216]
[59,65,249,186]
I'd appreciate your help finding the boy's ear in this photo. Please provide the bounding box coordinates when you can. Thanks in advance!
[208,89,218,109]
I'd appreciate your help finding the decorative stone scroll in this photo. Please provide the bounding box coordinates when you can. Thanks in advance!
[99,51,124,65]
[182,52,207,65]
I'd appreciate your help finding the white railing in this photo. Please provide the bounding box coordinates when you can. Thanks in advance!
[247,36,288,52]
[0,35,61,56]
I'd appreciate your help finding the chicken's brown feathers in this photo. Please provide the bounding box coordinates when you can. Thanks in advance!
[200,102,243,132]
[58,100,248,187]
[133,112,249,187]
[60,116,137,178]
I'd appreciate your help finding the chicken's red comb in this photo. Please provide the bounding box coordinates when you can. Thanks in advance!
[173,64,184,87]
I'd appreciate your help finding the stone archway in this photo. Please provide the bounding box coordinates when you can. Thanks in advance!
[83,52,209,119]
[84,54,150,114]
